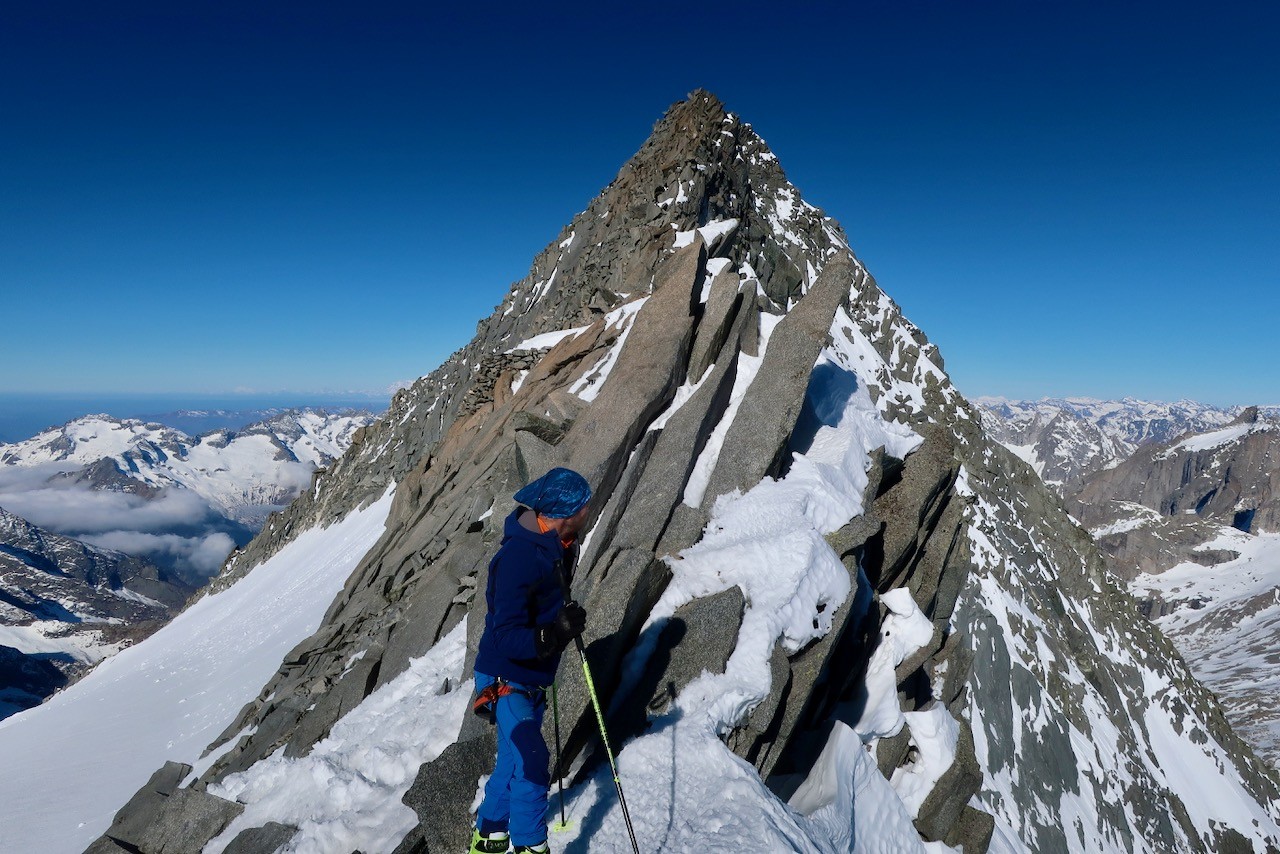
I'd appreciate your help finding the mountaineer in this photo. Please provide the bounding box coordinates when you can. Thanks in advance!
[469,467,591,854]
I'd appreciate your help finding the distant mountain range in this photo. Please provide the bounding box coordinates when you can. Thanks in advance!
[0,408,374,528]
[975,396,1280,489]
[0,394,391,444]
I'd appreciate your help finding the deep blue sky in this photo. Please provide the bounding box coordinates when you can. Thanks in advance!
[2,2,1276,405]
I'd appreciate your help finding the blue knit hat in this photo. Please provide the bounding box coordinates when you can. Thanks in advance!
[513,467,592,518]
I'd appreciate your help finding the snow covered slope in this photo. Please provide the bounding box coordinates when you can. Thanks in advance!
[0,488,395,853]
[1132,529,1280,767]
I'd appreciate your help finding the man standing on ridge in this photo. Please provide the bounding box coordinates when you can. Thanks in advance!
[470,467,591,854]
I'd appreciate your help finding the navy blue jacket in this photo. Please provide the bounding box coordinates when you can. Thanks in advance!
[474,508,574,686]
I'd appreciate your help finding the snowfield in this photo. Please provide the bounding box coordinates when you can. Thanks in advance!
[1132,529,1280,766]
[0,488,395,854]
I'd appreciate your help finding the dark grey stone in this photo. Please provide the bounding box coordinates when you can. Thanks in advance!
[876,726,913,780]
[634,586,745,721]
[105,761,193,846]
[401,731,497,854]
[389,825,429,854]
[686,269,743,382]
[728,641,792,770]
[222,821,298,854]
[612,292,755,558]
[560,237,705,508]
[943,805,995,854]
[108,786,244,854]
[915,716,983,842]
[868,426,959,594]
[574,430,660,591]
[551,547,674,762]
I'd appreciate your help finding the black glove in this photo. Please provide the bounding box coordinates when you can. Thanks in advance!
[535,601,587,659]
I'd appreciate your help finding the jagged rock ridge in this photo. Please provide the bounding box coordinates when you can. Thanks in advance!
[84,92,1280,853]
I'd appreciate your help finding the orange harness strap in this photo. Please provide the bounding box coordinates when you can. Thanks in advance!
[472,681,515,717]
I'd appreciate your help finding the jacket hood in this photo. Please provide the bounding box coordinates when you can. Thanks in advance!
[503,508,565,556]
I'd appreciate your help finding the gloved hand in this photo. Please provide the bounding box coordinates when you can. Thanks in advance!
[536,600,587,659]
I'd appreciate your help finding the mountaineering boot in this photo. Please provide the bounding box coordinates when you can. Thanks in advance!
[512,844,549,854]
[470,827,510,853]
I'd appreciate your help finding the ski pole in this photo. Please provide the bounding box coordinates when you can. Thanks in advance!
[553,558,640,852]
[551,680,568,831]
[573,634,640,854]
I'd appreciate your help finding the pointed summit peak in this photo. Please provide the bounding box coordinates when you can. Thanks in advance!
[1230,405,1261,425]
[648,88,731,141]
[477,92,853,356]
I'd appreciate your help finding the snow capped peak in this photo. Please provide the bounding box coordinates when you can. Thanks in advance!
[0,408,376,525]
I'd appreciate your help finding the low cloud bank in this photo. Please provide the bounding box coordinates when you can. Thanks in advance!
[0,483,224,536]
[80,531,237,578]
[0,465,250,582]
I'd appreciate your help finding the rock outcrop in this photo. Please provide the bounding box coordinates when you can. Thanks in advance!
[1072,408,1280,538]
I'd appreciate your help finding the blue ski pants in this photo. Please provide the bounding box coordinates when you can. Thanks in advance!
[475,672,551,846]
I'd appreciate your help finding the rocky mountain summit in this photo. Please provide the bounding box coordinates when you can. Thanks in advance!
[15,92,1280,853]
[0,506,192,717]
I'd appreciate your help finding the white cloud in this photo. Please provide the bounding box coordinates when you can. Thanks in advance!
[0,485,222,536]
[80,531,236,577]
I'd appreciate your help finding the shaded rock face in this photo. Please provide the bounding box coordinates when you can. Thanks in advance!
[92,761,244,854]
[1066,410,1280,612]
[109,92,1280,853]
[0,643,68,715]
[1071,411,1280,545]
